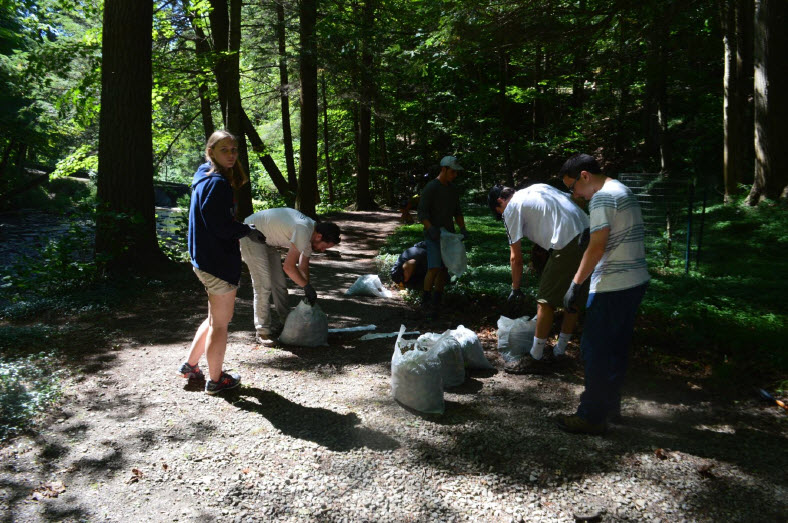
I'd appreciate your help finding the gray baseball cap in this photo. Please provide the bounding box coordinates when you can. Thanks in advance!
[440,155,464,171]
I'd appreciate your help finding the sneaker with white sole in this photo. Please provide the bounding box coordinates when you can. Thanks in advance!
[205,371,241,395]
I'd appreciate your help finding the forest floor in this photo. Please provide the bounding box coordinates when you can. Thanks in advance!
[1,210,786,522]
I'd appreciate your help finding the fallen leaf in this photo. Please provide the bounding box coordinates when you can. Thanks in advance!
[126,468,144,484]
[31,481,66,500]
[697,463,715,479]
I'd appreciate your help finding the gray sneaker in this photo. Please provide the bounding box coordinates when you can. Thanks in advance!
[179,361,204,380]
[205,371,241,395]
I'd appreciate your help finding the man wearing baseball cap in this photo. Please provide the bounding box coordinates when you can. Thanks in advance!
[416,155,469,318]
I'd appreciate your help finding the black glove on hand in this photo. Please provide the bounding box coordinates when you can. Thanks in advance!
[507,288,524,303]
[563,281,581,313]
[246,224,267,244]
[303,283,317,305]
[427,226,440,242]
[461,228,470,241]
[578,228,590,249]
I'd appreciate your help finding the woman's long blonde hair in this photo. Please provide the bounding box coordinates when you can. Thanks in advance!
[204,130,248,190]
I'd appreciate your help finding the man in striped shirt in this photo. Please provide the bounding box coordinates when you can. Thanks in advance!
[558,153,650,435]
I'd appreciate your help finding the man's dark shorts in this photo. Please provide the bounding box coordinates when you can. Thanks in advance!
[537,233,588,308]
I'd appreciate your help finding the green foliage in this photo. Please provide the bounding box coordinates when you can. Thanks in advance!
[51,144,97,179]
[0,348,63,441]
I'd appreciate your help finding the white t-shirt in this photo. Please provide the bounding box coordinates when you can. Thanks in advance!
[588,179,650,293]
[502,184,589,250]
[244,207,315,257]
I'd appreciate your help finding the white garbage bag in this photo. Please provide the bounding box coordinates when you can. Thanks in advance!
[345,274,393,298]
[391,326,444,414]
[450,325,494,370]
[278,301,329,347]
[415,331,465,388]
[440,229,467,277]
[496,315,536,363]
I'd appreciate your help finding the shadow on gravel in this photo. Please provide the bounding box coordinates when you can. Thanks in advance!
[225,387,400,452]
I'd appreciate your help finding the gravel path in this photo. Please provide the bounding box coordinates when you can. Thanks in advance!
[1,210,786,522]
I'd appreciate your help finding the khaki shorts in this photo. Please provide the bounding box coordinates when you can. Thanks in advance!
[537,234,588,308]
[193,267,238,296]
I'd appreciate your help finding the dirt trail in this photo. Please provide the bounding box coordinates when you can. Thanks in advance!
[1,210,786,522]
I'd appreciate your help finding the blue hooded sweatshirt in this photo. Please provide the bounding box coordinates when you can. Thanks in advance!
[188,163,251,285]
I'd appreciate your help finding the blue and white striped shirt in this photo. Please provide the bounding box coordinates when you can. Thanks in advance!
[588,179,650,293]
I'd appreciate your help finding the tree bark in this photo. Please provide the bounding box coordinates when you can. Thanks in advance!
[242,111,295,206]
[276,1,298,192]
[209,0,251,219]
[184,0,215,140]
[96,0,166,272]
[722,0,754,202]
[296,0,318,218]
[355,0,376,210]
[321,72,334,205]
[748,0,788,203]
[499,51,514,187]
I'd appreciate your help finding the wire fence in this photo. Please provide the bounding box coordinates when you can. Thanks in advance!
[617,173,718,273]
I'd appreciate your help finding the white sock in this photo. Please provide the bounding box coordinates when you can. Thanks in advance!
[530,337,546,360]
[554,332,572,356]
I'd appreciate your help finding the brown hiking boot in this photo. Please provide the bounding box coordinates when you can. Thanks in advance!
[556,415,607,435]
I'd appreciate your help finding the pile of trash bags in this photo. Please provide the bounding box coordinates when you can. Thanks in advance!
[390,324,493,414]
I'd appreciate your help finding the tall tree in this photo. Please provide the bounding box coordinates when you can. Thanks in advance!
[275,0,298,192]
[721,0,754,202]
[296,0,318,217]
[96,0,166,271]
[355,0,377,210]
[208,0,253,219]
[747,0,788,203]
[321,72,335,205]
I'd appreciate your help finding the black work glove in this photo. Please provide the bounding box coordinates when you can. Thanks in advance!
[507,288,524,303]
[563,281,581,313]
[460,228,469,241]
[578,228,590,249]
[246,224,267,244]
[303,283,317,305]
[427,225,440,242]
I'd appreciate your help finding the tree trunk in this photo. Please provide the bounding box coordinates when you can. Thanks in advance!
[242,111,295,206]
[321,73,334,205]
[276,1,298,192]
[644,18,672,173]
[296,0,318,218]
[722,0,754,202]
[96,0,166,272]
[355,0,376,210]
[184,0,215,140]
[748,0,788,203]
[499,51,514,187]
[531,46,544,141]
[209,0,251,219]
[571,0,588,112]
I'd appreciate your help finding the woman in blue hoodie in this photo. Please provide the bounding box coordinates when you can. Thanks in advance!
[179,130,266,395]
